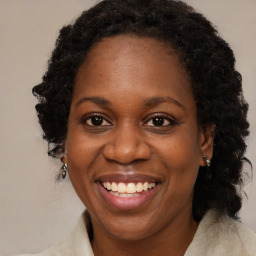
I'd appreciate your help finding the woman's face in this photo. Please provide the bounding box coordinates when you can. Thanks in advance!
[66,35,212,241]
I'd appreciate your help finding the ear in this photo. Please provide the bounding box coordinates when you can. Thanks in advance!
[199,123,215,167]
[61,155,67,164]
[60,141,68,164]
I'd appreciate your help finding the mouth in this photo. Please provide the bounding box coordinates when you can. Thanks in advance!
[95,174,161,210]
[101,181,158,198]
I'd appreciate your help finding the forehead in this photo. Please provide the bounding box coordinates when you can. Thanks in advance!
[73,34,194,110]
[86,34,176,63]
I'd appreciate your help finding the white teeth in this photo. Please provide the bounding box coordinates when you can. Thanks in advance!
[103,181,157,194]
[109,191,141,197]
[126,183,137,193]
[119,193,135,198]
[148,183,156,189]
[106,182,111,190]
[143,182,149,191]
[111,182,118,191]
[136,182,144,192]
[117,183,126,193]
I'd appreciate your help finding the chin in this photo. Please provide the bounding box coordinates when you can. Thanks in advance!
[93,212,159,241]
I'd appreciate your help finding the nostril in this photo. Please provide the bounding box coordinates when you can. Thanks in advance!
[102,140,151,164]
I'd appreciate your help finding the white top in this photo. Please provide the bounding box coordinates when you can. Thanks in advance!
[18,209,256,256]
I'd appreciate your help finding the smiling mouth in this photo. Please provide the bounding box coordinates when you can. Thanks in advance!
[100,181,158,198]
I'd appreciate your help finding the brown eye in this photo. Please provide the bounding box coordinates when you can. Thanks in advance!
[152,117,164,126]
[146,116,173,127]
[91,116,103,126]
[84,115,111,126]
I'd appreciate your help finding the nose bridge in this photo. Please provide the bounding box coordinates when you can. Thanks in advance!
[116,123,139,152]
[103,122,150,164]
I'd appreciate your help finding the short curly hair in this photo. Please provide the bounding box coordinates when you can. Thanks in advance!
[33,0,249,221]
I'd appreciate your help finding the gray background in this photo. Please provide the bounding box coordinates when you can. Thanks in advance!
[0,0,255,255]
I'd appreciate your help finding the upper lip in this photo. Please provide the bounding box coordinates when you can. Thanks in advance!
[95,172,163,183]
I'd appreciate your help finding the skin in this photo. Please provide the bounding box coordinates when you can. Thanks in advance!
[64,35,214,256]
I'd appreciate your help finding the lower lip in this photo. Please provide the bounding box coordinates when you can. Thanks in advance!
[97,182,159,210]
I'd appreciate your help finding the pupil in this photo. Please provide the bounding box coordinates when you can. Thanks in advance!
[153,117,164,126]
[92,116,103,126]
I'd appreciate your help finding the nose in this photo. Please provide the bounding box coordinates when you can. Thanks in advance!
[102,125,151,164]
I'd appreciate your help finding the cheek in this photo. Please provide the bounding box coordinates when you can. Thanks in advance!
[156,127,200,188]
[65,129,104,201]
[159,128,199,161]
[67,127,103,170]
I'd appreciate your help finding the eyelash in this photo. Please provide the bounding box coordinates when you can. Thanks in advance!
[81,113,177,128]
[82,113,111,127]
[144,114,177,127]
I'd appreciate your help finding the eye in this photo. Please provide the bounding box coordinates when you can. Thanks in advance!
[83,115,111,126]
[145,115,176,127]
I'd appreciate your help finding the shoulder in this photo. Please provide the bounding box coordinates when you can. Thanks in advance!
[15,211,94,256]
[186,209,256,256]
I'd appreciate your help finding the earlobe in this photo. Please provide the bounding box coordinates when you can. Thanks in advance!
[199,123,215,167]
[60,141,68,164]
[61,155,67,164]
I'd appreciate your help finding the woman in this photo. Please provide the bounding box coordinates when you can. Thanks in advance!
[20,0,256,255]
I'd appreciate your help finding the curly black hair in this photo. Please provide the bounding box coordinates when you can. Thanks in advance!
[33,0,249,221]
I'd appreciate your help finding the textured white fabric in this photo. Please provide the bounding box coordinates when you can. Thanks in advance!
[185,210,256,256]
[17,209,256,256]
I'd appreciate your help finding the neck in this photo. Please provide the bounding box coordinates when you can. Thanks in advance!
[91,209,198,256]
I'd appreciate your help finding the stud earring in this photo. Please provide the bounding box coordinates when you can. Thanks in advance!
[203,155,211,167]
[61,163,68,179]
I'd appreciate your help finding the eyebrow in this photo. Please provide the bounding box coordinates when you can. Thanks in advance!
[143,96,184,109]
[75,96,184,109]
[75,96,111,108]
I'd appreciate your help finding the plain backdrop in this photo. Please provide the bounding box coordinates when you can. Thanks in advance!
[0,0,255,255]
